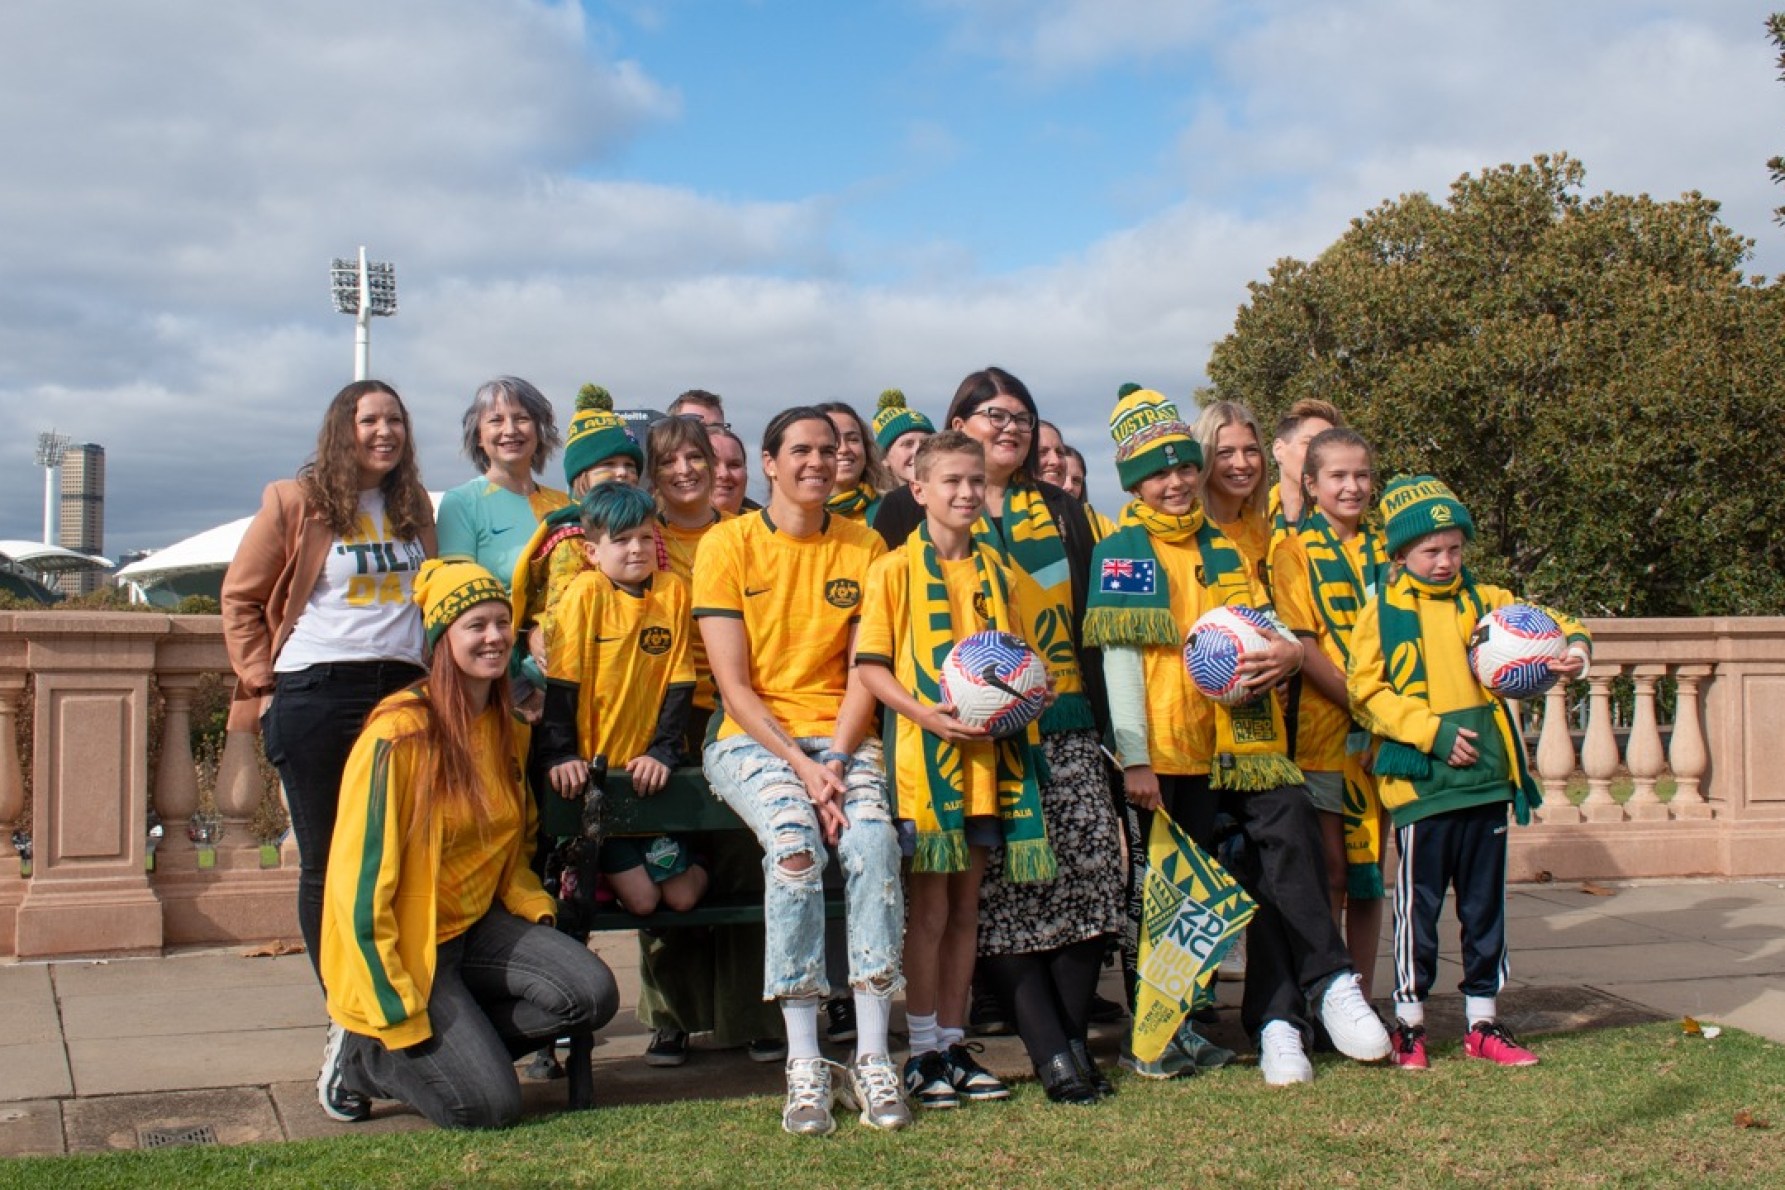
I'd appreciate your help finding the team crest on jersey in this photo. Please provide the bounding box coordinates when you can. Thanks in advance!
[825,578,862,609]
[973,592,990,622]
[640,626,673,655]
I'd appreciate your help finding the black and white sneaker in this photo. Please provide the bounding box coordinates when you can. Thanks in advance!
[824,998,857,1045]
[902,1050,959,1109]
[644,1027,690,1067]
[317,1022,371,1123]
[945,1042,1011,1101]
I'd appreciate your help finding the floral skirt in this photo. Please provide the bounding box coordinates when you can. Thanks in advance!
[977,729,1124,956]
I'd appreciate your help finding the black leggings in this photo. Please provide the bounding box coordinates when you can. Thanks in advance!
[979,935,1109,1066]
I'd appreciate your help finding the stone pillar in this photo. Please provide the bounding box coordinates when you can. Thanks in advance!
[152,673,201,862]
[1668,665,1714,820]
[0,673,27,955]
[215,729,266,864]
[14,615,165,958]
[1578,669,1625,824]
[1534,683,1582,824]
[1623,665,1669,822]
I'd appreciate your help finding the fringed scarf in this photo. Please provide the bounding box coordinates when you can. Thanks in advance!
[826,482,878,520]
[892,524,1055,880]
[1083,500,1303,792]
[1300,512,1391,896]
[1370,568,1544,824]
[974,483,1094,733]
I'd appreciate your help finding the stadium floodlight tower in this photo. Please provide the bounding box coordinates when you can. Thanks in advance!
[34,430,70,544]
[330,246,397,380]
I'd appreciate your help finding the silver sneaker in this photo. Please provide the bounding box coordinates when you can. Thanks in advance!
[841,1053,912,1131]
[782,1057,839,1137]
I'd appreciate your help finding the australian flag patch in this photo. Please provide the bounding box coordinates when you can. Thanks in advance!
[1099,557,1156,595]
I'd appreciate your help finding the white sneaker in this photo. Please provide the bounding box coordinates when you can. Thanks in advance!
[1218,934,1247,982]
[782,1057,839,1137]
[1258,1020,1314,1086]
[1317,972,1392,1062]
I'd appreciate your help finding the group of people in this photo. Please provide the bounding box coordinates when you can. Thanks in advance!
[219,366,1591,1137]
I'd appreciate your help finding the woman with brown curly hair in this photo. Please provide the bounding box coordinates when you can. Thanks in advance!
[223,380,435,1023]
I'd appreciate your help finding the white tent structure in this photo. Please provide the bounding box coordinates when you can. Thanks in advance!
[0,540,114,603]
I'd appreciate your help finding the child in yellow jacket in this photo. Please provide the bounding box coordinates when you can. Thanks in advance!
[1347,476,1590,1069]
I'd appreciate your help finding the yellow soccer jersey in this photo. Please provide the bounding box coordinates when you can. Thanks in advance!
[545,568,695,764]
[692,510,886,740]
[659,512,733,712]
[856,551,1020,820]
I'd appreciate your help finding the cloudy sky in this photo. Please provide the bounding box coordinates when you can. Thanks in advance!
[2,0,1780,555]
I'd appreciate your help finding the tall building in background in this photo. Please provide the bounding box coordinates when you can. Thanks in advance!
[56,442,106,596]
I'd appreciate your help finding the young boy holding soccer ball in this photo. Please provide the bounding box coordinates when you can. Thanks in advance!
[854,430,1056,1109]
[1347,476,1591,1068]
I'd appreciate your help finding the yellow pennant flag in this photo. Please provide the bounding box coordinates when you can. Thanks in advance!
[1130,814,1257,1064]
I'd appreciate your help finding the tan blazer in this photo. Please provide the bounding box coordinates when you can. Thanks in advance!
[220,479,437,731]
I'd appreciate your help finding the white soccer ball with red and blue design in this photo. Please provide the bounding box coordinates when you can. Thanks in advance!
[1184,605,1277,707]
[939,630,1049,737]
[1468,603,1567,700]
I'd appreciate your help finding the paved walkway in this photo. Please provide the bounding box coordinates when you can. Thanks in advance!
[1,878,1781,1157]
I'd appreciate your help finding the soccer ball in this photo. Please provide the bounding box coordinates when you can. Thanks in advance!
[1468,604,1567,700]
[1185,605,1278,707]
[939,631,1050,737]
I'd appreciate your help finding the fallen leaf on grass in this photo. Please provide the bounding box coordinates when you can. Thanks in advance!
[1580,881,1617,897]
[1734,1110,1771,1130]
[243,939,305,958]
[1682,1016,1723,1040]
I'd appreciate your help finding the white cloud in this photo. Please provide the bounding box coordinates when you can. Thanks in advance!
[2,0,1781,554]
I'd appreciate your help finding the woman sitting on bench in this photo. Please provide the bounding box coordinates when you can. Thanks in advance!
[316,560,620,1130]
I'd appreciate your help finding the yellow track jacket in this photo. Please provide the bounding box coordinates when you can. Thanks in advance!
[322,691,555,1049]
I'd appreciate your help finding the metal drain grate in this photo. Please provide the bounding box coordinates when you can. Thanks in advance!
[138,1124,219,1149]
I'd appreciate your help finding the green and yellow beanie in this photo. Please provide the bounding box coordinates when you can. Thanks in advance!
[1109,383,1201,491]
[1380,474,1475,556]
[413,559,508,648]
[871,388,936,452]
[563,385,644,487]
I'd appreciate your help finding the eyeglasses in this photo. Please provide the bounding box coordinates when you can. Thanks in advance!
[973,407,1036,432]
[677,413,732,433]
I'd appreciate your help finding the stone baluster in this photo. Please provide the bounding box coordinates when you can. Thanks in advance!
[1579,667,1625,823]
[1535,682,1582,824]
[1667,665,1714,820]
[152,675,201,859]
[1622,665,1669,821]
[214,729,263,860]
[0,677,24,870]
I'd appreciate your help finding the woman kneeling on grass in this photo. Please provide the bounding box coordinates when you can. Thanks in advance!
[317,560,619,1130]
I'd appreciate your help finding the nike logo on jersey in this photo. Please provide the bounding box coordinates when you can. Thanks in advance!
[491,525,513,535]
[745,586,771,597]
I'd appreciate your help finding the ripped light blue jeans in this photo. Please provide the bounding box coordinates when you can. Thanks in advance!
[703,733,903,1000]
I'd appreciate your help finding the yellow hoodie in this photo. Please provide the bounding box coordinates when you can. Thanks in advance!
[322,691,555,1049]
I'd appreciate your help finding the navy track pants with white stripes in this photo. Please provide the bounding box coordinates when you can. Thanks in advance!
[1391,801,1511,1009]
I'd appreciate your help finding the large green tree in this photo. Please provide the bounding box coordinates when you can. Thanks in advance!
[1206,153,1785,616]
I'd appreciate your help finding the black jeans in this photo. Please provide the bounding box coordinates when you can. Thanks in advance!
[342,907,620,1130]
[1123,776,1350,1040]
[261,659,425,983]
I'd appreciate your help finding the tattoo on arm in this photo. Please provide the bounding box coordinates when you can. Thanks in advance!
[762,716,798,752]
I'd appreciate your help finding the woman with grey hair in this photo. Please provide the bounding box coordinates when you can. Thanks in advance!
[437,376,570,591]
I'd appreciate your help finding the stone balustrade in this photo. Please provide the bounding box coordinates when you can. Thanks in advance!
[1,611,1783,958]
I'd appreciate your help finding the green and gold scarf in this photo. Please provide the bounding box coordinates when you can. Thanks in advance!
[891,524,1056,880]
[1297,512,1392,898]
[1084,500,1303,792]
[826,482,878,520]
[974,483,1093,733]
[1370,568,1544,824]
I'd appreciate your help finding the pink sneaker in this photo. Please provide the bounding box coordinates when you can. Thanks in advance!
[1464,1021,1538,1067]
[1390,1023,1428,1070]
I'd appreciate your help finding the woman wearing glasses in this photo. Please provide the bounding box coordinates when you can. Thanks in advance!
[873,367,1123,1104]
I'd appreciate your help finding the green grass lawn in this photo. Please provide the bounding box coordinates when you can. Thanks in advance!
[4,1023,1781,1189]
